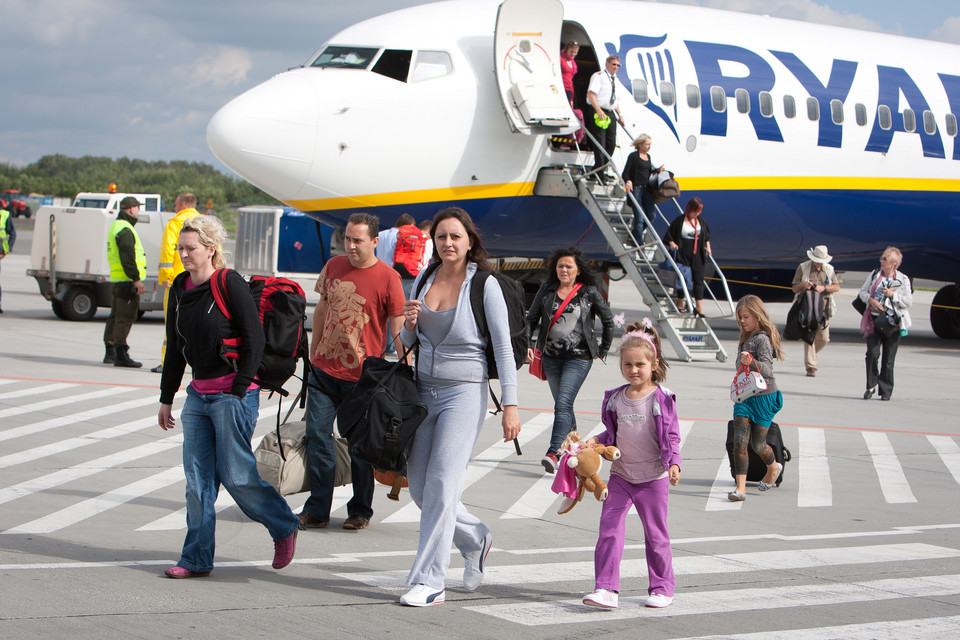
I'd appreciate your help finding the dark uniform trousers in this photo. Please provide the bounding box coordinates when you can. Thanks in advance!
[104,282,140,348]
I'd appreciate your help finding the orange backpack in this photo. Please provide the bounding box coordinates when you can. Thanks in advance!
[392,224,426,278]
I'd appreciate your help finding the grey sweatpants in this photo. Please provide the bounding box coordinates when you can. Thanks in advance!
[406,379,490,589]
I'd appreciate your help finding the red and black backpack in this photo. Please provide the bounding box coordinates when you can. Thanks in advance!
[392,224,426,278]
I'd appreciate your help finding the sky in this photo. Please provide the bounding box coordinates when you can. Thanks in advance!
[2,0,959,175]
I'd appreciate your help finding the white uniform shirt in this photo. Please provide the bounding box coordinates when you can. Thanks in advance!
[587,70,618,110]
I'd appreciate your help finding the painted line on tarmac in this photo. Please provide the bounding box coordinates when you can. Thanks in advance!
[677,615,960,640]
[797,427,832,507]
[0,375,175,390]
[862,430,917,503]
[382,412,553,524]
[706,454,740,511]
[465,574,960,626]
[0,382,75,401]
[0,386,139,424]
[928,435,960,487]
[336,542,960,590]
[0,557,359,571]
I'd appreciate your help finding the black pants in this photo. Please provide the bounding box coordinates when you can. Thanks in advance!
[103,282,140,348]
[630,187,655,241]
[866,327,900,398]
[585,108,617,174]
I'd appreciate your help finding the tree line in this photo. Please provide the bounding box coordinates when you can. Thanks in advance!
[0,154,278,211]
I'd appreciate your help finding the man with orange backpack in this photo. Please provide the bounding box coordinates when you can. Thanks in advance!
[392,220,427,298]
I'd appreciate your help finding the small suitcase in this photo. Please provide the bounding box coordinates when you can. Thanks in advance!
[725,421,791,486]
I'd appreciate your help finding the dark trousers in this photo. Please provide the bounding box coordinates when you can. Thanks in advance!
[586,108,617,174]
[630,187,655,241]
[866,329,900,398]
[103,282,139,348]
[303,368,375,521]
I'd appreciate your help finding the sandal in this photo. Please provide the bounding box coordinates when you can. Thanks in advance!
[727,490,745,502]
[758,463,783,492]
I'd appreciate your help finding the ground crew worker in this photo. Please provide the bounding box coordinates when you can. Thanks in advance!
[152,193,200,373]
[103,196,146,367]
[0,201,16,314]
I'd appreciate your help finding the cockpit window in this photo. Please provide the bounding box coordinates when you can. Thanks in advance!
[310,46,379,69]
[372,49,412,82]
[411,51,453,82]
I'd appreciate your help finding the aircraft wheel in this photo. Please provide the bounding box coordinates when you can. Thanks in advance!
[930,284,960,339]
[60,286,97,321]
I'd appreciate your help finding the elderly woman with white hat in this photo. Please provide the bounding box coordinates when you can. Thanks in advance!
[790,245,840,376]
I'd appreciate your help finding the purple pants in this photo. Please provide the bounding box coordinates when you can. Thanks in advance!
[594,474,674,596]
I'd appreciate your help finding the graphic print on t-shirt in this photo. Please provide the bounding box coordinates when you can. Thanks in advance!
[318,278,371,371]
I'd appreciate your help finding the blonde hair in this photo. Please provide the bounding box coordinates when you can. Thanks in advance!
[632,134,651,150]
[736,295,784,360]
[619,319,668,383]
[882,246,902,268]
[181,215,227,270]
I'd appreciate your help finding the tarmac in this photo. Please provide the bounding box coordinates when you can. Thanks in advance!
[1,225,959,639]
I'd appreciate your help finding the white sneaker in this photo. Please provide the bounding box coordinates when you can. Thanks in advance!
[582,589,618,609]
[462,533,493,591]
[400,584,445,607]
[645,593,673,608]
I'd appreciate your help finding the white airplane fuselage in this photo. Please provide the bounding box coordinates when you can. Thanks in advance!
[207,0,960,289]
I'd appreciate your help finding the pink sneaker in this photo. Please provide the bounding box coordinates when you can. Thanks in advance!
[164,566,211,579]
[273,530,297,569]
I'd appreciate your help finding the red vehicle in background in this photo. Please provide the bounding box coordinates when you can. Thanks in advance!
[1,189,32,218]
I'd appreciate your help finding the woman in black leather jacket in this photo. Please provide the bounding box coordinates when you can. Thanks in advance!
[526,247,614,473]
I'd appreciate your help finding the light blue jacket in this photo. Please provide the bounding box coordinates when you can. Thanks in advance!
[400,262,518,407]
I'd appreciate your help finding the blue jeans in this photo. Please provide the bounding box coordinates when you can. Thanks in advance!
[630,187,655,242]
[542,355,593,455]
[178,386,299,573]
[303,368,375,521]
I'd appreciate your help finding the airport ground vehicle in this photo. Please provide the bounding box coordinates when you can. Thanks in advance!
[1,190,32,218]
[26,194,169,321]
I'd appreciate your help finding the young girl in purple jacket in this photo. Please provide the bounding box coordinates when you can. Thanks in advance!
[582,319,681,610]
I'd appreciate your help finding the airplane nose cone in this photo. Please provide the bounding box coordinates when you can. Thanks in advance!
[207,71,318,198]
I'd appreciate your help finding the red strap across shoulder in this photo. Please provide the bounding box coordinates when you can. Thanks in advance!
[209,268,232,320]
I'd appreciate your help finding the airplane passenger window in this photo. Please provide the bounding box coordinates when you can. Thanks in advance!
[830,99,844,125]
[806,97,820,121]
[877,105,892,130]
[660,82,676,107]
[783,95,796,119]
[411,51,453,82]
[372,49,412,82]
[946,113,958,137]
[855,103,868,126]
[633,79,649,104]
[310,45,380,69]
[735,88,749,114]
[902,108,916,132]
[759,91,773,117]
[922,110,936,135]
[710,86,726,113]
[686,85,700,109]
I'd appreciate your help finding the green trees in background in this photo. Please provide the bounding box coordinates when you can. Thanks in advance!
[0,154,278,212]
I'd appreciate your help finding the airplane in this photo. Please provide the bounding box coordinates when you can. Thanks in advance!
[206,0,960,339]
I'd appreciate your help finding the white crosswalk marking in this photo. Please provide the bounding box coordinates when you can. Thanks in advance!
[0,386,135,422]
[382,412,553,524]
[706,454,740,510]
[339,541,959,589]
[0,415,156,469]
[0,382,75,401]
[0,388,144,438]
[862,430,916,503]
[676,616,960,640]
[928,435,960,486]
[465,573,960,626]
[797,427,832,507]
[5,467,187,534]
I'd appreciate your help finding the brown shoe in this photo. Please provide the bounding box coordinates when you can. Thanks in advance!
[343,515,370,530]
[297,512,329,529]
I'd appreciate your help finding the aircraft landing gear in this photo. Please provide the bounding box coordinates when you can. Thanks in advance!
[930,284,960,339]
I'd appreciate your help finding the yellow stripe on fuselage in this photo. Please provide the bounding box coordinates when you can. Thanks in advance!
[288,176,960,211]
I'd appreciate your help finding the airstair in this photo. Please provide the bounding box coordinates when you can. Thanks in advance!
[533,154,734,362]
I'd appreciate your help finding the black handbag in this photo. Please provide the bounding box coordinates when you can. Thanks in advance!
[873,311,901,338]
[336,344,427,472]
[852,296,867,315]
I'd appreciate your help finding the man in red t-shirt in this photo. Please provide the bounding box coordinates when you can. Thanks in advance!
[299,213,405,531]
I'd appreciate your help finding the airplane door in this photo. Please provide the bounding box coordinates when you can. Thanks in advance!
[494,0,575,135]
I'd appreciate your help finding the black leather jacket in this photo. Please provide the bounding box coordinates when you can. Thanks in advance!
[526,282,614,360]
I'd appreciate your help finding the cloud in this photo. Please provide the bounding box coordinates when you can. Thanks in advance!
[693,0,887,33]
[929,16,960,43]
[186,46,254,89]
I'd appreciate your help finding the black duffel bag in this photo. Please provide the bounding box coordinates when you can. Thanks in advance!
[337,344,427,473]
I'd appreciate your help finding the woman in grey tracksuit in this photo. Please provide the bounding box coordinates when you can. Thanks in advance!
[397,207,520,607]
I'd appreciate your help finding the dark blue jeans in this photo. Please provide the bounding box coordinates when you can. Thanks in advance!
[303,368,375,521]
[542,355,593,455]
[630,187,655,242]
[178,387,299,573]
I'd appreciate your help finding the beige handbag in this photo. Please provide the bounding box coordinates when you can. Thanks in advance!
[255,419,352,496]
